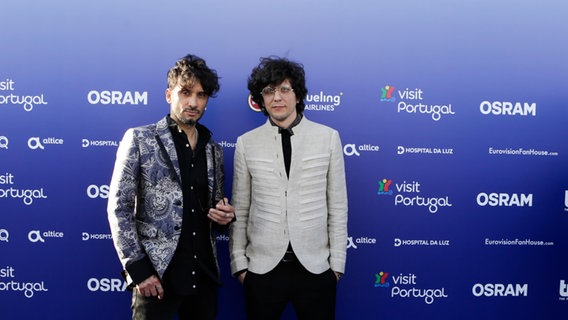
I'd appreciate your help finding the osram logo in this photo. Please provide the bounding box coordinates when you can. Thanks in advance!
[479,101,536,116]
[476,193,533,207]
[87,185,109,199]
[472,283,528,297]
[87,90,148,105]
[87,278,127,292]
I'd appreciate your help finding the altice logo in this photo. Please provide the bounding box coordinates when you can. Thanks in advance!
[380,85,396,102]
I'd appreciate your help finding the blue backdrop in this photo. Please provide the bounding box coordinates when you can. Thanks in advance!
[1,0,567,319]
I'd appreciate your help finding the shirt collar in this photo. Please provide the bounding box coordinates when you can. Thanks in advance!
[166,114,212,142]
[270,113,303,136]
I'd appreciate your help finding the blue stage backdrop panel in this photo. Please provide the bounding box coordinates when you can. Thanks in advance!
[1,0,567,319]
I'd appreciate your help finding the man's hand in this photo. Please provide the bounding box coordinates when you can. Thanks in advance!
[237,271,247,284]
[334,272,343,281]
[208,197,235,225]
[136,275,164,300]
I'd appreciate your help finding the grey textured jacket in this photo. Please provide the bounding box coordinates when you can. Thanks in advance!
[230,117,348,276]
[107,116,224,285]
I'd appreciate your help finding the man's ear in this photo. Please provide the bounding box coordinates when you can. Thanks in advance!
[165,88,171,103]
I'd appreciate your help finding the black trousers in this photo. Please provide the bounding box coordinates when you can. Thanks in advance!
[131,276,218,320]
[243,259,337,320]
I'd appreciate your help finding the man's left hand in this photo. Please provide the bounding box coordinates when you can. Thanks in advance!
[208,197,235,225]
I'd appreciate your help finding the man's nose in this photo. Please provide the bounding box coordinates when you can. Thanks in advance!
[187,94,198,106]
[273,90,283,100]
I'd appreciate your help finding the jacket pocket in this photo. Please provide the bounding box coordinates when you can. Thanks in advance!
[248,158,278,183]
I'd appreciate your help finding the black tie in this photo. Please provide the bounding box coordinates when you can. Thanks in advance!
[280,129,292,179]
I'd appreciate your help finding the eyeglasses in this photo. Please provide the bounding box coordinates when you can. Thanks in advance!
[260,86,294,97]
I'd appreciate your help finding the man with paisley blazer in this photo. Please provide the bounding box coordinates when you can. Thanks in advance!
[108,54,234,319]
[230,57,348,319]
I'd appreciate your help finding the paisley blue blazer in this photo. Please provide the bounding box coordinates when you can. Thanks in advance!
[107,116,224,284]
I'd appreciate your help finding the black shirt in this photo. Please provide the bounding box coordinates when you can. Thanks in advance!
[163,116,217,294]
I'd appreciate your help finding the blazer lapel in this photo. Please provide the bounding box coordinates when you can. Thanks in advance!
[155,117,182,186]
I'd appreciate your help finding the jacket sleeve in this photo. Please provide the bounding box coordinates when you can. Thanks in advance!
[107,128,155,284]
[211,142,230,233]
[229,136,251,275]
[327,130,348,274]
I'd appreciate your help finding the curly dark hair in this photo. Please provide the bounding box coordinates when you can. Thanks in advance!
[248,56,307,116]
[167,54,220,97]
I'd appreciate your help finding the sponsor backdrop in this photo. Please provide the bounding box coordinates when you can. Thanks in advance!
[1,0,567,319]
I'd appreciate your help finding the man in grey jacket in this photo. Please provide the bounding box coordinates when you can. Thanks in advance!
[230,57,348,319]
[108,53,234,319]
